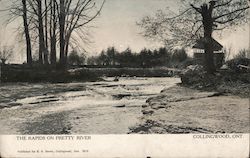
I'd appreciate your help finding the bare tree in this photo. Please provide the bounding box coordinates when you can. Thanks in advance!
[22,0,33,65]
[138,0,249,73]
[0,0,33,65]
[4,0,105,68]
[58,0,105,67]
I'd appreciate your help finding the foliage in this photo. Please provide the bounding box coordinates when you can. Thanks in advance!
[172,48,188,62]
[68,50,85,66]
[87,46,174,68]
[87,46,191,69]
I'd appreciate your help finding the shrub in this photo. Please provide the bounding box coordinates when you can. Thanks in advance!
[226,57,250,72]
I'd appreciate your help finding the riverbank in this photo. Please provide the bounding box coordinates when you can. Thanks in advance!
[129,85,249,134]
[0,64,181,83]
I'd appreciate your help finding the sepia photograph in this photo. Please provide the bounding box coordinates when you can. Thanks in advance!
[0,0,249,156]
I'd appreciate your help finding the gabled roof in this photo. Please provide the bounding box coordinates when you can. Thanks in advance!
[193,37,223,51]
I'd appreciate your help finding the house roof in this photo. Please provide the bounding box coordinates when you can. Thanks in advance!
[193,37,223,51]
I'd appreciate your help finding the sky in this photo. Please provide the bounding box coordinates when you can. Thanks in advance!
[0,0,249,63]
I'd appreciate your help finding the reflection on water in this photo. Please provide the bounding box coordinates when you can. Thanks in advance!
[0,77,180,134]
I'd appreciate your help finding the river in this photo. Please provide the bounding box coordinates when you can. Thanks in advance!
[0,77,180,134]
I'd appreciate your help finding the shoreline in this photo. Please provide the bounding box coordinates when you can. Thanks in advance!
[129,85,249,134]
[0,65,181,83]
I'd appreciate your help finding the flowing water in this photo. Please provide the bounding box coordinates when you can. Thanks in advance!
[0,77,180,134]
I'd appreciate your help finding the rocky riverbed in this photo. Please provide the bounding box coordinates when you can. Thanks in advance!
[129,85,250,134]
[0,77,180,134]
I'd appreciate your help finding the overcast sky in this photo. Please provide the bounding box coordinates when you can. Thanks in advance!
[0,0,249,62]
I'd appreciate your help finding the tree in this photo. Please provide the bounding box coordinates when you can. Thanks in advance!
[87,56,98,65]
[158,47,171,66]
[68,49,85,65]
[22,0,33,65]
[6,0,46,65]
[4,0,105,67]
[0,45,13,64]
[99,50,108,65]
[106,46,117,65]
[59,0,66,66]
[49,0,57,65]
[172,48,188,62]
[0,0,32,65]
[58,0,105,67]
[138,0,249,73]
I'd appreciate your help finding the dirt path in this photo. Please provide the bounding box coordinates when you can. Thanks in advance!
[129,86,250,134]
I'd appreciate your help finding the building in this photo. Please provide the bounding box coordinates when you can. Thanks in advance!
[192,37,224,68]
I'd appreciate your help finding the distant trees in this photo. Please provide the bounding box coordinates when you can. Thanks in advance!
[68,49,85,66]
[172,48,188,63]
[5,0,105,68]
[87,46,187,68]
[0,45,13,64]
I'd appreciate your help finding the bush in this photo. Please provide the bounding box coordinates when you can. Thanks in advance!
[226,57,250,72]
[180,65,207,85]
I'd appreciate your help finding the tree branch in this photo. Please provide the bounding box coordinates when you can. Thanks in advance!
[214,10,246,24]
[214,6,249,20]
[190,4,201,13]
[214,0,233,8]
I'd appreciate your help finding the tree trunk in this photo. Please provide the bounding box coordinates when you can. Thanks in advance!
[22,0,32,65]
[44,0,49,64]
[59,0,66,67]
[201,4,216,73]
[203,38,215,73]
[64,33,71,66]
[50,0,57,65]
[37,0,46,64]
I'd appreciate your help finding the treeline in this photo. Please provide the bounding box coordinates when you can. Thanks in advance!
[86,47,188,68]
[5,0,104,67]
